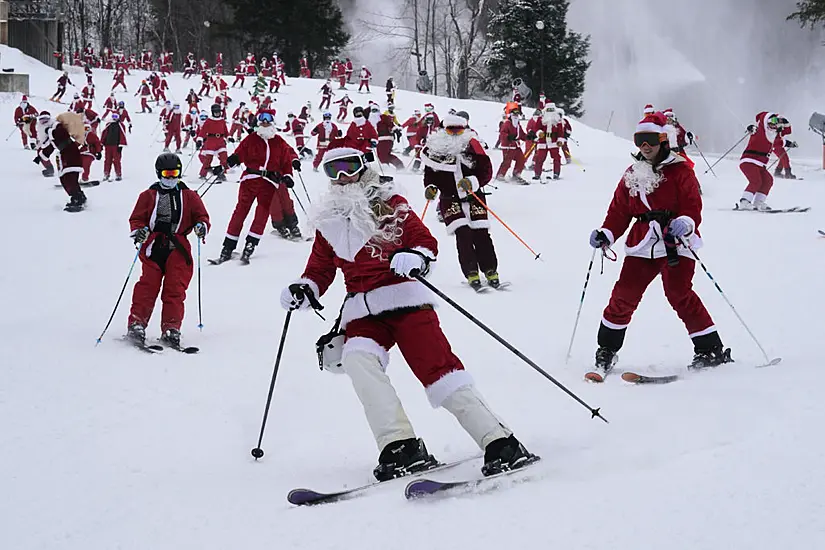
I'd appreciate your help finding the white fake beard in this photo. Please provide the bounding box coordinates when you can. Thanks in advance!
[353,116,366,127]
[323,121,333,133]
[623,158,663,197]
[255,124,277,140]
[424,130,473,166]
[369,112,381,126]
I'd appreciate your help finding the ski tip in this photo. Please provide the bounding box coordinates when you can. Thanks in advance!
[620,372,642,383]
[584,372,605,383]
[756,357,782,368]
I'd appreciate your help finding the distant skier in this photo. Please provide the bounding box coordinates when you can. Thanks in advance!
[738,112,787,211]
[13,95,38,149]
[126,153,210,350]
[100,113,128,181]
[35,111,86,211]
[495,102,528,184]
[358,65,371,92]
[195,104,229,180]
[51,71,73,102]
[772,118,797,180]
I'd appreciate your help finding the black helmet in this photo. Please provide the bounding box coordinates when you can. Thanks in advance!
[456,110,470,122]
[155,152,182,178]
[353,106,364,117]
[210,103,222,117]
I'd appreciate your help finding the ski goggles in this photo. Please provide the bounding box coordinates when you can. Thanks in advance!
[257,111,274,123]
[322,155,365,180]
[444,126,465,135]
[159,168,181,178]
[634,132,662,147]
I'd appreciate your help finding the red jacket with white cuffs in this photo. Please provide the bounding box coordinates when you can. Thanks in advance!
[599,155,703,260]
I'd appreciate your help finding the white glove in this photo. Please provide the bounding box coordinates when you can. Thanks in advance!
[390,251,427,278]
[280,284,312,311]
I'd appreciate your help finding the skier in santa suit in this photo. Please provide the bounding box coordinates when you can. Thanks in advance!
[495,102,527,184]
[136,80,153,113]
[164,104,183,153]
[260,57,272,77]
[69,93,84,113]
[182,108,199,149]
[772,118,797,179]
[112,67,127,91]
[410,113,439,171]
[74,103,101,133]
[310,112,341,171]
[422,113,501,289]
[738,112,787,211]
[587,112,732,381]
[345,106,379,153]
[524,108,542,162]
[154,75,169,104]
[535,104,564,180]
[334,94,353,121]
[400,109,422,155]
[196,104,229,180]
[211,109,300,261]
[81,83,95,108]
[102,93,118,117]
[229,103,248,140]
[280,139,535,480]
[358,66,372,92]
[662,108,694,170]
[79,123,102,183]
[375,111,404,169]
[537,91,548,110]
[422,103,440,126]
[14,95,38,149]
[114,101,133,132]
[215,52,224,74]
[100,113,128,181]
[35,111,87,211]
[300,56,310,78]
[345,58,354,82]
[319,80,334,110]
[299,102,313,124]
[232,62,246,87]
[283,112,311,159]
[51,71,73,102]
[126,153,210,349]
[558,108,573,162]
[526,109,549,181]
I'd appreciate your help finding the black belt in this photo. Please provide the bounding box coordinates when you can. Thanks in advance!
[206,133,225,138]
[635,209,674,225]
[672,146,684,153]
[743,149,769,158]
[247,168,281,180]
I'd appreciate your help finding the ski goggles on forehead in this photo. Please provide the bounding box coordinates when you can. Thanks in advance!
[257,112,274,123]
[634,132,661,147]
[323,155,365,180]
[160,168,181,178]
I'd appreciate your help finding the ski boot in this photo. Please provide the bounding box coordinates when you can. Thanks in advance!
[784,167,797,180]
[29,142,36,150]
[174,149,182,154]
[273,225,291,239]
[163,147,171,153]
[773,167,785,179]
[42,166,55,178]
[688,346,733,370]
[485,269,501,289]
[103,174,111,182]
[239,241,256,263]
[216,245,234,263]
[64,190,87,212]
[511,174,529,185]
[216,172,227,182]
[737,198,753,211]
[373,438,439,482]
[754,200,772,212]
[481,434,537,477]
[115,175,122,181]
[531,175,541,182]
[288,224,303,240]
[160,328,182,348]
[587,346,617,382]
[553,173,560,180]
[126,323,146,346]
[467,271,482,291]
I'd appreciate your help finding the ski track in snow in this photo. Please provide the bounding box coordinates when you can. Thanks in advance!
[1,45,824,549]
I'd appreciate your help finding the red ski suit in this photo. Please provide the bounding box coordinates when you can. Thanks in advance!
[739,111,779,200]
[128,184,210,332]
[196,117,229,177]
[310,121,340,169]
[80,129,102,181]
[14,104,38,146]
[496,116,526,178]
[346,118,379,153]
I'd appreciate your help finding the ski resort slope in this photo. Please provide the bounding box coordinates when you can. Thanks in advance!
[1,45,824,549]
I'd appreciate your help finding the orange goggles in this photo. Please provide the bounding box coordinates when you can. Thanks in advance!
[160,169,181,178]
[444,126,465,135]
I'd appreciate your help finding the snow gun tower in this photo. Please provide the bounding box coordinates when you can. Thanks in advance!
[809,112,825,170]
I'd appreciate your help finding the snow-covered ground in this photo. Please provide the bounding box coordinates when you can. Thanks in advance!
[2,45,824,549]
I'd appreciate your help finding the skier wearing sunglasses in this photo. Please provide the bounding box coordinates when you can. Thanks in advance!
[280,138,535,480]
[586,112,731,381]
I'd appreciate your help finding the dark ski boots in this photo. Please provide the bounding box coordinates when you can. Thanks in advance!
[481,434,538,477]
[288,224,303,240]
[485,269,501,289]
[467,271,482,290]
[64,190,87,212]
[160,328,182,348]
[274,225,291,239]
[373,438,439,482]
[217,246,234,263]
[239,241,256,263]
[587,346,618,382]
[688,346,733,370]
[127,323,147,345]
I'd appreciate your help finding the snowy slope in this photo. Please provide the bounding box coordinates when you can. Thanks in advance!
[2,44,825,549]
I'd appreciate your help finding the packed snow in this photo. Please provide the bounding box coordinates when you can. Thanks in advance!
[1,44,824,549]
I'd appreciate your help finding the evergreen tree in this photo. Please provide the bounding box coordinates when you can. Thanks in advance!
[220,0,349,75]
[484,0,590,116]
[788,0,825,28]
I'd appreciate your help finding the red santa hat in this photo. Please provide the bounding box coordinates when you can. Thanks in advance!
[321,136,365,164]
[663,108,675,118]
[643,104,655,115]
[424,103,435,112]
[21,95,28,102]
[635,112,668,141]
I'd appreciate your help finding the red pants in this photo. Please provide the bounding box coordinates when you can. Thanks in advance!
[128,248,193,332]
[81,154,95,180]
[270,79,281,93]
[232,76,245,87]
[346,71,353,83]
[313,146,328,169]
[269,182,296,224]
[345,308,464,387]
[199,151,228,177]
[377,140,403,169]
[165,130,181,150]
[533,147,560,177]
[603,256,714,336]
[338,76,347,88]
[227,179,277,242]
[112,80,127,92]
[496,147,525,177]
[198,83,211,96]
[104,145,122,177]
[774,145,791,170]
[359,80,370,92]
[154,89,166,103]
[740,162,773,197]
[140,97,151,112]
[229,123,243,140]
[320,96,331,110]
[337,107,347,121]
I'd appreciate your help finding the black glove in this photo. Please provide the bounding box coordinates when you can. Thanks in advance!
[195,140,203,150]
[747,125,756,135]
[527,131,537,141]
[193,222,207,240]
[281,174,295,188]
[686,131,694,144]
[16,122,23,128]
[291,159,302,171]
[189,130,196,137]
[95,152,102,160]
[227,136,235,143]
[785,140,798,149]
[133,226,150,244]
[33,156,41,165]
[212,164,224,177]
[508,133,516,141]
[589,229,609,249]
[369,139,378,148]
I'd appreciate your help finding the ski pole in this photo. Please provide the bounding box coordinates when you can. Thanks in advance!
[183,148,197,176]
[95,247,141,346]
[197,174,220,197]
[767,149,789,171]
[693,139,716,178]
[704,133,748,174]
[679,238,780,366]
[421,199,432,220]
[295,170,312,205]
[290,188,308,215]
[251,310,292,459]
[5,127,18,141]
[197,238,203,331]
[568,154,586,172]
[469,190,542,260]
[411,272,607,422]
[565,247,598,364]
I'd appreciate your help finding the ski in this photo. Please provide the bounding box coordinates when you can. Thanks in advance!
[755,357,783,368]
[405,455,541,500]
[461,281,491,293]
[63,204,85,213]
[287,454,481,506]
[818,230,825,237]
[207,251,238,265]
[161,342,199,354]
[55,180,100,188]
[120,337,164,354]
[731,205,810,213]
[488,282,512,291]
[584,370,611,383]
[621,372,679,385]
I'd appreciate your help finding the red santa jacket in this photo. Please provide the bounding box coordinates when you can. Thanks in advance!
[230,132,297,185]
[129,183,210,263]
[14,104,38,125]
[311,121,340,148]
[359,67,372,81]
[81,129,102,157]
[138,83,152,97]
[165,112,182,133]
[320,83,333,97]
[772,124,793,154]
[740,111,779,168]
[197,117,229,155]
[40,123,82,172]
[499,117,526,149]
[598,155,702,260]
[376,113,396,141]
[346,119,379,152]
[422,137,493,199]
[297,178,438,329]
[401,116,420,137]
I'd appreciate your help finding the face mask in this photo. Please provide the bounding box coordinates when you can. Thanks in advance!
[159,177,178,189]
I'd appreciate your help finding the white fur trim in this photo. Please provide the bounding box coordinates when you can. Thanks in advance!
[340,280,436,329]
[740,157,767,168]
[442,114,467,128]
[342,336,390,370]
[688,325,717,338]
[601,317,629,330]
[599,228,615,245]
[321,146,363,164]
[425,369,475,408]
[411,246,436,260]
[636,121,663,134]
[445,216,469,235]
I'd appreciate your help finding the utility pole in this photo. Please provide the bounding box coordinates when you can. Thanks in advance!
[536,20,545,95]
